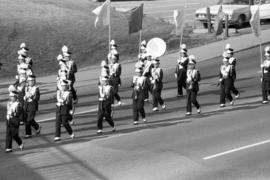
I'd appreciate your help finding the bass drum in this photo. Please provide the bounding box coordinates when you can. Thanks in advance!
[146,38,167,58]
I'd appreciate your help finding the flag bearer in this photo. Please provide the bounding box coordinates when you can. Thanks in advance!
[219,57,235,107]
[185,55,201,116]
[175,44,189,97]
[24,75,41,138]
[132,68,147,125]
[5,91,24,153]
[97,76,116,133]
[261,46,270,104]
[109,54,122,105]
[226,45,240,98]
[54,80,75,141]
[151,58,166,111]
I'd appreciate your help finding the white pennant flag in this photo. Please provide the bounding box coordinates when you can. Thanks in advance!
[173,8,185,36]
[92,0,110,28]
[250,6,261,37]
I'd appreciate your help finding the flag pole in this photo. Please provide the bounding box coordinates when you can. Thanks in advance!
[258,0,263,73]
[139,0,144,54]
[179,0,187,50]
[108,0,111,55]
[221,1,226,51]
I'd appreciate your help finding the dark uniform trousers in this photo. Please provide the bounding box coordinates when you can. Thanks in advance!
[69,80,77,101]
[55,105,73,137]
[111,76,121,102]
[230,61,239,96]
[97,100,114,130]
[262,67,270,101]
[220,79,233,104]
[231,68,239,96]
[133,94,146,122]
[185,70,201,113]
[186,90,200,112]
[231,81,239,96]
[25,101,40,135]
[6,118,22,149]
[140,74,150,100]
[176,69,187,95]
[152,83,164,108]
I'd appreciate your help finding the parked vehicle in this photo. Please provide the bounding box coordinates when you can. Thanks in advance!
[195,0,252,28]
[250,0,270,21]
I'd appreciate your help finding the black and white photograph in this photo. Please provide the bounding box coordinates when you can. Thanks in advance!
[1,0,270,179]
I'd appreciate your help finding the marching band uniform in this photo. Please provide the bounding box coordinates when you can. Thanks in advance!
[151,59,166,111]
[12,81,26,125]
[62,51,78,101]
[24,75,41,138]
[261,47,270,104]
[99,61,112,85]
[5,91,24,153]
[142,54,153,101]
[226,47,239,98]
[97,76,115,133]
[219,57,236,107]
[132,68,147,125]
[185,56,201,116]
[109,55,122,105]
[54,80,75,141]
[175,48,189,96]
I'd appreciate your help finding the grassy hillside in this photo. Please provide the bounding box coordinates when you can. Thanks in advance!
[0,0,174,77]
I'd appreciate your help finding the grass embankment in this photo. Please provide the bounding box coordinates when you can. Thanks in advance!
[0,0,175,78]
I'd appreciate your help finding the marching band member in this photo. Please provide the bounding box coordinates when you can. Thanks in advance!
[17,54,26,74]
[12,79,27,125]
[110,40,119,56]
[151,58,166,111]
[185,55,201,116]
[62,50,78,102]
[175,44,189,97]
[142,53,153,102]
[107,40,119,65]
[261,46,270,104]
[135,55,145,70]
[109,54,122,105]
[132,68,147,125]
[135,40,147,71]
[99,60,111,85]
[226,45,240,99]
[19,43,33,67]
[219,57,236,107]
[24,75,41,138]
[54,80,75,141]
[5,91,24,153]
[139,40,148,60]
[97,76,116,133]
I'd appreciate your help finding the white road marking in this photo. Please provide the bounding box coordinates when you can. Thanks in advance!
[203,139,270,160]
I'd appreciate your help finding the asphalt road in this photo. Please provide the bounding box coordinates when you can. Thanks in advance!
[0,44,270,179]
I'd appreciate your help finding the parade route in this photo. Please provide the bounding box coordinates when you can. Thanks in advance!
[1,41,270,179]
[2,0,270,179]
